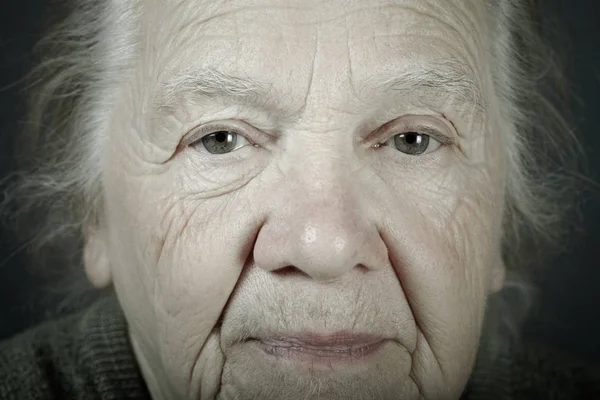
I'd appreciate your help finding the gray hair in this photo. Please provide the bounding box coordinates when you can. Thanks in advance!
[0,0,585,354]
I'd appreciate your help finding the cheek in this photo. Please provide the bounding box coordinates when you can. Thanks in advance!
[410,162,500,270]
[107,168,263,315]
[103,151,268,390]
[373,163,501,385]
[382,172,496,302]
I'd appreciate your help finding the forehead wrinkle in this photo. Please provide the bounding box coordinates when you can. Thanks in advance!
[340,3,487,121]
[148,1,487,124]
[163,3,307,48]
[304,1,485,63]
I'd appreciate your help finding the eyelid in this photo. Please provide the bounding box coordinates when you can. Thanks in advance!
[182,120,256,148]
[399,125,454,146]
[369,116,457,147]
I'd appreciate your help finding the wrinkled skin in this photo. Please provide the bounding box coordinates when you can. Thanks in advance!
[84,0,507,398]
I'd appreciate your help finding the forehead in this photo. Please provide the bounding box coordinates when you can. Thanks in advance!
[139,0,489,120]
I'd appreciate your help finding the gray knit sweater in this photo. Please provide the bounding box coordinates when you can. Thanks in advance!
[0,295,598,399]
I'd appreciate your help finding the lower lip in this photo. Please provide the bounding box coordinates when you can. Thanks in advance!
[254,338,386,365]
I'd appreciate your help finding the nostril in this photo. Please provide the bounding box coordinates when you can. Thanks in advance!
[272,265,311,278]
[356,264,369,274]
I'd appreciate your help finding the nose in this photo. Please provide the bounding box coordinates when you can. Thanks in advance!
[253,165,388,282]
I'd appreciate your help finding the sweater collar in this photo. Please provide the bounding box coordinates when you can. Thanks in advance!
[76,293,152,399]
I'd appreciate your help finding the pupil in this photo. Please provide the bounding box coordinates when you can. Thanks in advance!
[405,133,418,144]
[215,132,228,143]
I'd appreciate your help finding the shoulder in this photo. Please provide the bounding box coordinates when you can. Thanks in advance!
[509,340,600,399]
[0,294,149,400]
[0,308,89,400]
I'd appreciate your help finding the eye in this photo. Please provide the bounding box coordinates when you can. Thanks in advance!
[192,130,251,155]
[384,131,442,156]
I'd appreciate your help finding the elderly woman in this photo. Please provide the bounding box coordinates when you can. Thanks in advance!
[0,0,597,399]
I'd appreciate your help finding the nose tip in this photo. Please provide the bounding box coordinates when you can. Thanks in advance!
[254,216,386,282]
[294,224,359,281]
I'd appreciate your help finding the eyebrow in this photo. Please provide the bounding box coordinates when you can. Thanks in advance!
[361,59,486,115]
[155,59,485,116]
[155,68,270,111]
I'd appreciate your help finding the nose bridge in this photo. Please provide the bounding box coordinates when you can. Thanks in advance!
[253,157,387,281]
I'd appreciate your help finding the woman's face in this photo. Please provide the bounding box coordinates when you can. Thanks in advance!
[85,0,507,398]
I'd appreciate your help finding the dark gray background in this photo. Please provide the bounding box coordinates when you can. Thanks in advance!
[1,1,599,363]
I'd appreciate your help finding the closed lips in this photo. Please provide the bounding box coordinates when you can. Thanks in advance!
[254,333,386,361]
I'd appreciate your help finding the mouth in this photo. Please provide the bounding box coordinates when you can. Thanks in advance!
[252,332,386,366]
